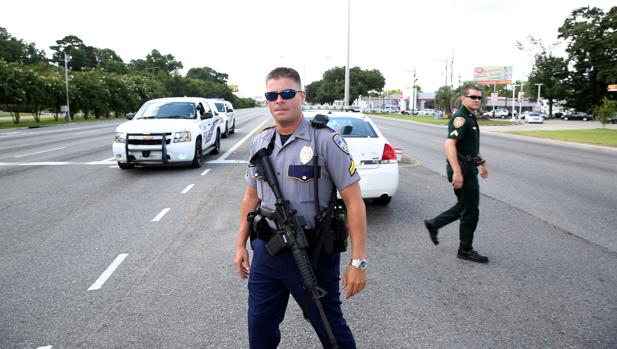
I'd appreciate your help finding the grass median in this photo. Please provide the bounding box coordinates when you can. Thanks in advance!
[0,113,119,129]
[368,112,515,126]
[509,129,617,147]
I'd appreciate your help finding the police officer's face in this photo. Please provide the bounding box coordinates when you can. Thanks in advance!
[461,89,482,112]
[266,77,305,127]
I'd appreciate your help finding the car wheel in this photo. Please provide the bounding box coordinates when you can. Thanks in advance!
[117,162,133,170]
[222,122,229,138]
[210,131,220,155]
[229,119,235,134]
[373,196,392,206]
[191,137,203,168]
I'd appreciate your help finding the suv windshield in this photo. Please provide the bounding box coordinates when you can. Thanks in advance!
[136,102,197,119]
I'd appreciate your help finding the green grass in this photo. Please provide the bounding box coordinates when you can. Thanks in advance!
[368,112,515,126]
[0,114,122,129]
[509,129,617,147]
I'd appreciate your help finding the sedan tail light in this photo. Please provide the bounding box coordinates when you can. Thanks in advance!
[380,143,397,164]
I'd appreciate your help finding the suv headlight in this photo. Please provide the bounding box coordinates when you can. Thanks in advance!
[115,132,126,143]
[173,131,191,143]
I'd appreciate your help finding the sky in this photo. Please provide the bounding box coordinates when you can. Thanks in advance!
[1,0,614,98]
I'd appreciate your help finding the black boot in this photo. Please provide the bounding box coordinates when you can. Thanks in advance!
[457,248,489,263]
[424,219,439,245]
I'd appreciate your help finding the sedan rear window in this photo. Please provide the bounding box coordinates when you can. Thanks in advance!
[321,117,378,138]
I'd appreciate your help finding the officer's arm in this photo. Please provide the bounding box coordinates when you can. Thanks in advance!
[236,186,260,248]
[233,186,260,279]
[339,182,366,259]
[444,138,461,174]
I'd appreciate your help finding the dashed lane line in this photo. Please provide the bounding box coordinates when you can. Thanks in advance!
[151,208,170,222]
[14,147,65,158]
[87,254,128,291]
[181,184,194,194]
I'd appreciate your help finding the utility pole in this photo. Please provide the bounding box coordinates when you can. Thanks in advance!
[412,66,417,114]
[64,52,71,122]
[511,83,518,122]
[343,0,351,107]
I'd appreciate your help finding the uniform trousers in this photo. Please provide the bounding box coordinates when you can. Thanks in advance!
[248,238,356,349]
[433,166,480,251]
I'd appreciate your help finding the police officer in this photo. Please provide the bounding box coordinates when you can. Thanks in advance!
[424,85,489,263]
[233,67,367,348]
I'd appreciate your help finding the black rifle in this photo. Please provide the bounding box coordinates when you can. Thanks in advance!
[250,147,338,349]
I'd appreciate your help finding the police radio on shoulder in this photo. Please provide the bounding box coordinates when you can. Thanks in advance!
[349,258,368,270]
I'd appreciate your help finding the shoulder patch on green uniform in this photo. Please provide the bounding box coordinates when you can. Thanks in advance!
[259,125,275,133]
[332,134,349,154]
[453,117,466,128]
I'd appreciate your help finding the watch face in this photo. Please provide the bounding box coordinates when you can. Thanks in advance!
[359,260,367,269]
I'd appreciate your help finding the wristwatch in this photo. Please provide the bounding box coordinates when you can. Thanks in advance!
[349,258,368,270]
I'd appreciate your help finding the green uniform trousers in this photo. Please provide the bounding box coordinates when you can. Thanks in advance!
[433,166,479,251]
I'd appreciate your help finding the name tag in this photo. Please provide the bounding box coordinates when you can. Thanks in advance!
[288,165,321,182]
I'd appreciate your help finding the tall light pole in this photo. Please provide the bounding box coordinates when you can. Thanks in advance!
[412,66,417,113]
[343,0,351,107]
[64,52,71,122]
[511,83,518,121]
[535,83,543,101]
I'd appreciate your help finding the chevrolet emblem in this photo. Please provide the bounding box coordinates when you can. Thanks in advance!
[143,135,153,141]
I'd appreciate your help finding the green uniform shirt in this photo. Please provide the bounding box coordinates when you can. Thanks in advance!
[447,105,480,156]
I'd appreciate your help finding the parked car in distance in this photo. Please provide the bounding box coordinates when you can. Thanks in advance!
[208,99,235,138]
[303,111,399,205]
[383,105,400,113]
[112,97,221,169]
[418,109,438,116]
[561,111,592,121]
[610,112,617,124]
[525,112,544,124]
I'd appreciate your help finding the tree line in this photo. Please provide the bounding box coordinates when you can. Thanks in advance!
[0,28,255,123]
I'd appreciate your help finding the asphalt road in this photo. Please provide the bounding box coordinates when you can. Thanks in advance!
[0,109,615,348]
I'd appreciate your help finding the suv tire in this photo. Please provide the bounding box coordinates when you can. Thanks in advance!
[191,138,203,168]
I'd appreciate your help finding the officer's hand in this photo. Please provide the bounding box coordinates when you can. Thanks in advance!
[342,266,366,299]
[233,247,250,279]
[452,171,464,189]
[480,164,488,179]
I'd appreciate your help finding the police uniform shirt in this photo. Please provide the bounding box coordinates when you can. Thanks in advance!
[447,105,480,156]
[246,117,360,229]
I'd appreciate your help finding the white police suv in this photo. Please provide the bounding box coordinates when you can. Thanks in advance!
[112,97,222,169]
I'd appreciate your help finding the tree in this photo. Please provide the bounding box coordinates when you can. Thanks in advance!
[186,67,228,85]
[128,49,183,78]
[304,80,321,103]
[594,98,617,127]
[314,66,385,104]
[434,85,455,114]
[0,27,47,64]
[558,6,617,112]
[50,35,97,71]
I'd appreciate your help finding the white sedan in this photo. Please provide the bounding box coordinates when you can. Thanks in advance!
[304,111,399,205]
[526,112,544,124]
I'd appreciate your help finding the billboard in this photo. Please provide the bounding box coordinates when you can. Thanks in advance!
[473,66,513,85]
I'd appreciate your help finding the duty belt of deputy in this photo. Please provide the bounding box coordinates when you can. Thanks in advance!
[457,153,486,166]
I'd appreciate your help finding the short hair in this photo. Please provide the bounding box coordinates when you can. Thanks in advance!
[266,67,302,88]
[463,85,482,96]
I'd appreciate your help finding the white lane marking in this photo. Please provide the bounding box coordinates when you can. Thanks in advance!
[0,162,71,166]
[206,159,249,164]
[101,157,115,162]
[14,147,65,158]
[109,165,119,168]
[181,184,194,194]
[152,208,170,222]
[215,118,270,162]
[200,169,211,176]
[87,254,128,291]
[36,346,52,349]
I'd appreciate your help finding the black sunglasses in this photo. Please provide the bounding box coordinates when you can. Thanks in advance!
[264,89,303,102]
[465,95,482,100]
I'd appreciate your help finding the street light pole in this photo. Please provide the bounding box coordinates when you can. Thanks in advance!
[535,83,543,101]
[343,0,351,107]
[64,52,71,122]
[511,83,518,122]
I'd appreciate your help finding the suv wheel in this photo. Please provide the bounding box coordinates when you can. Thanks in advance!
[191,138,203,168]
[229,119,235,134]
[373,196,392,206]
[210,131,220,155]
[222,122,229,138]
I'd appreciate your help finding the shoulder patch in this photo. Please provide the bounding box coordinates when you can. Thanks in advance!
[332,134,349,154]
[450,130,459,137]
[453,117,466,128]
